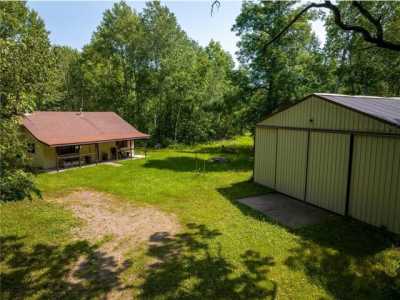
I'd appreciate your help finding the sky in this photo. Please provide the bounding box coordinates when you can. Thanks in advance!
[28,1,326,65]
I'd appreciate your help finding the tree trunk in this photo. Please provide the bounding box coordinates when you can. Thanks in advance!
[174,104,182,143]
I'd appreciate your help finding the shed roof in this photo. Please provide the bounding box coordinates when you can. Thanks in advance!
[314,93,400,128]
[22,111,149,147]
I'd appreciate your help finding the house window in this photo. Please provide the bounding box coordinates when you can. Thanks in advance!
[56,145,80,155]
[27,143,35,154]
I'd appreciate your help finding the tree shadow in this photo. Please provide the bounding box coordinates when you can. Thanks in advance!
[218,180,400,299]
[0,235,132,300]
[139,223,277,299]
[217,180,275,220]
[219,180,394,253]
[285,222,400,300]
[143,156,253,173]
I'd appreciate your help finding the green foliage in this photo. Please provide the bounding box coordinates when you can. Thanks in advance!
[42,45,80,110]
[324,1,400,95]
[0,118,40,201]
[232,1,400,128]
[232,1,332,128]
[0,169,38,201]
[0,2,54,112]
[0,2,51,201]
[63,1,240,145]
[235,0,399,128]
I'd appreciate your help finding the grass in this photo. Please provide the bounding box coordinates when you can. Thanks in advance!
[1,135,399,299]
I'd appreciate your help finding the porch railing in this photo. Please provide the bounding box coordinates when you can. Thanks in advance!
[55,141,146,171]
[116,147,134,159]
[56,152,98,170]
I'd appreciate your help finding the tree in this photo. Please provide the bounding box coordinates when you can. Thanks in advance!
[43,46,80,110]
[323,1,400,96]
[70,1,239,145]
[203,40,239,138]
[0,1,52,200]
[215,1,400,52]
[232,1,330,127]
[77,1,144,117]
[139,0,189,143]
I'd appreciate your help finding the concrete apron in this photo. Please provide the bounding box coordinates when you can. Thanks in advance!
[237,193,333,229]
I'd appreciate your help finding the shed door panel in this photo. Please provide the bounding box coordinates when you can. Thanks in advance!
[276,129,308,200]
[306,132,350,215]
[254,127,277,187]
[349,136,400,234]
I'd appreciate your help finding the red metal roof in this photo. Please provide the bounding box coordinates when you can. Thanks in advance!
[22,111,149,146]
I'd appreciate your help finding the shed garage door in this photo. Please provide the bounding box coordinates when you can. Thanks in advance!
[276,129,308,200]
[305,132,350,215]
[254,127,277,187]
[349,135,400,233]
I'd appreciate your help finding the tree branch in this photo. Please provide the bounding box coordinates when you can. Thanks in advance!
[264,0,400,52]
[352,1,383,40]
[263,2,327,49]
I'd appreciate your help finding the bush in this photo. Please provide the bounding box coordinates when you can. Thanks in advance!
[0,118,41,201]
[0,169,40,201]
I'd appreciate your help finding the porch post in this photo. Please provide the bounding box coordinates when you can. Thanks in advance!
[78,145,81,167]
[130,140,133,159]
[95,143,99,164]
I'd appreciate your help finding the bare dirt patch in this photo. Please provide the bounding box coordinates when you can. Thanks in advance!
[49,190,180,299]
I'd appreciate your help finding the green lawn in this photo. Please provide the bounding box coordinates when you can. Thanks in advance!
[1,135,399,299]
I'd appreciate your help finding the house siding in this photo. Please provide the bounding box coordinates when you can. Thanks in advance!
[99,142,116,160]
[25,131,136,170]
[25,130,57,169]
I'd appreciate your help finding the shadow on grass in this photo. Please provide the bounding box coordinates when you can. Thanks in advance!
[217,180,274,222]
[143,156,253,173]
[219,180,400,300]
[285,222,400,300]
[139,223,277,299]
[0,235,132,300]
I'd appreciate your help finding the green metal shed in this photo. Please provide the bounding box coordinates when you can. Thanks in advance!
[254,93,400,233]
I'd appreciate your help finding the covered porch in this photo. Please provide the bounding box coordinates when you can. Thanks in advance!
[55,139,146,171]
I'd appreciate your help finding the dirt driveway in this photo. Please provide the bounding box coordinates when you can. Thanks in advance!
[50,190,180,299]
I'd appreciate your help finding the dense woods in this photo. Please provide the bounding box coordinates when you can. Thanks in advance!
[1,1,399,200]
[232,1,400,126]
[38,2,242,145]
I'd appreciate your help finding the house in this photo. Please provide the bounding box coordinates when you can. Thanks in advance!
[22,111,149,170]
[254,93,400,234]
